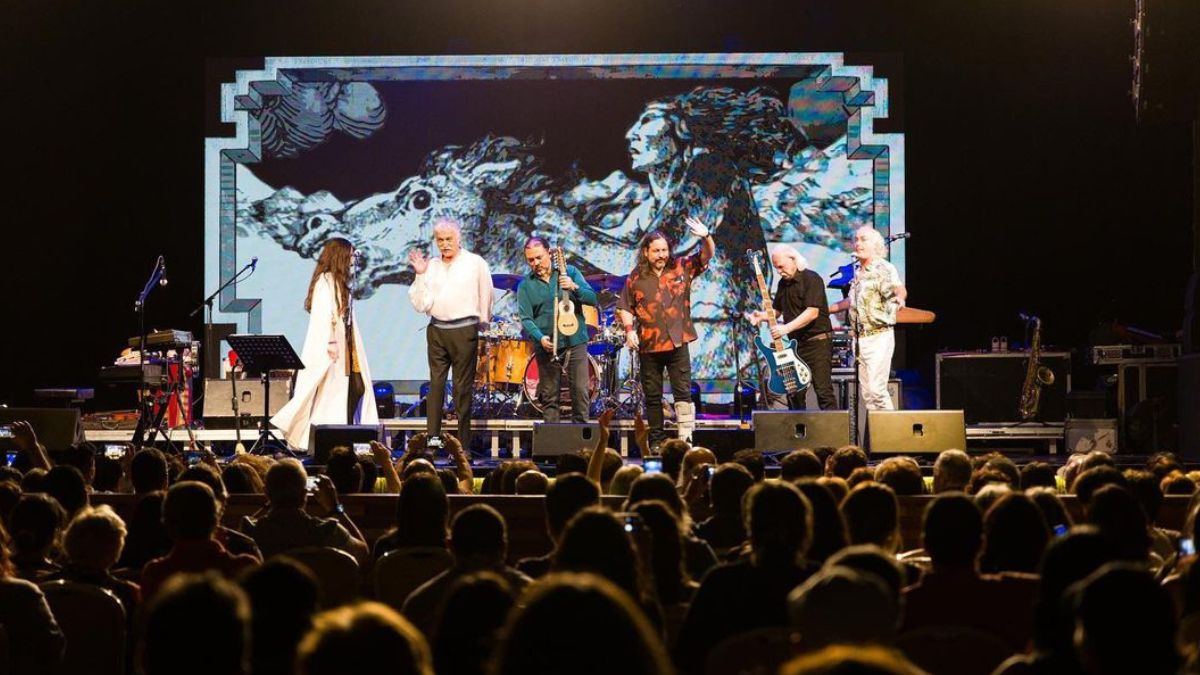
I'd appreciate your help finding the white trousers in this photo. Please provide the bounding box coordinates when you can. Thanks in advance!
[857,329,895,410]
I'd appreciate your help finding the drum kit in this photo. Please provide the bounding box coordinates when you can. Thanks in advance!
[467,272,643,418]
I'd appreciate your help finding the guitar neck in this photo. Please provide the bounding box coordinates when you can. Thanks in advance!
[752,258,786,352]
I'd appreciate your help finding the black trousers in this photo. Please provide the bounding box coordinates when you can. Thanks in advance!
[534,342,591,423]
[426,323,478,445]
[639,344,692,444]
[763,335,837,410]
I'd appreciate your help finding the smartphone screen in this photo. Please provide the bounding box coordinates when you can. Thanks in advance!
[306,476,319,491]
[622,513,643,534]
[1180,538,1196,557]
[1053,523,1068,537]
[643,458,663,474]
[104,444,125,460]
[4,452,15,467]
[0,425,13,439]
[353,442,372,458]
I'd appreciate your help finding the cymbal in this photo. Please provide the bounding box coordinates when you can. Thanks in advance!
[585,273,627,292]
[491,273,523,291]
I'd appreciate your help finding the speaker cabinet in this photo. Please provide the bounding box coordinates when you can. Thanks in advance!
[309,424,380,464]
[753,411,850,452]
[867,410,966,455]
[936,352,1071,424]
[202,379,293,428]
[532,422,600,458]
[0,408,82,452]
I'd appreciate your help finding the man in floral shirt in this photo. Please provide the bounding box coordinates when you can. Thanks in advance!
[830,226,908,410]
[617,217,715,446]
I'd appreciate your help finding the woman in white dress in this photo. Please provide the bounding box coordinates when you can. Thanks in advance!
[272,238,378,450]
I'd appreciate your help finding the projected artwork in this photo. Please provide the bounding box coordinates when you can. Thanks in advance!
[205,54,904,384]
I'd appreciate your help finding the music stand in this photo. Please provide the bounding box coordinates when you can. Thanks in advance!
[225,334,303,455]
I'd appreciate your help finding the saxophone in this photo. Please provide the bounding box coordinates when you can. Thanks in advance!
[1018,314,1056,421]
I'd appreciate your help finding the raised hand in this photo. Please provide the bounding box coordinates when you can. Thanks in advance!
[407,249,429,274]
[685,216,711,239]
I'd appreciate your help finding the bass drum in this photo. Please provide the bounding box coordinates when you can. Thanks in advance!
[522,353,600,413]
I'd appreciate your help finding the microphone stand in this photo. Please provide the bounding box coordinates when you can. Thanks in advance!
[131,256,166,448]
[190,258,258,381]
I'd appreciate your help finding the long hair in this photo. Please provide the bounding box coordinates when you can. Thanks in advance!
[305,238,353,316]
[634,230,673,277]
[651,86,806,179]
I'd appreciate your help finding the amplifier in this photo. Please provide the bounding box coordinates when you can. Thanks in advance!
[936,351,1071,424]
[201,378,293,428]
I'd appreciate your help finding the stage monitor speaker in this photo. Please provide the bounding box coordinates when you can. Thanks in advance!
[309,424,380,464]
[936,352,1071,424]
[867,410,966,455]
[202,378,293,428]
[0,407,82,452]
[532,422,600,458]
[693,428,755,464]
[753,411,850,453]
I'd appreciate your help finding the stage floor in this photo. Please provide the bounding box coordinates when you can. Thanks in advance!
[83,416,1068,458]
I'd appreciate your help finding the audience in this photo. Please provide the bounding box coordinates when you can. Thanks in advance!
[178,463,263,560]
[980,492,1051,574]
[491,572,673,675]
[552,507,662,627]
[516,473,600,579]
[140,572,250,675]
[0,518,65,675]
[932,449,972,493]
[430,571,515,675]
[56,504,141,615]
[241,459,370,566]
[140,481,259,600]
[826,445,867,479]
[901,493,1037,652]
[694,462,754,555]
[675,480,817,675]
[0,415,1196,675]
[239,557,320,675]
[373,473,449,559]
[780,449,824,482]
[873,456,925,496]
[402,503,531,636]
[7,492,65,581]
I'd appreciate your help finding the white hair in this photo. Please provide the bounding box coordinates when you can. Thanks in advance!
[769,244,809,271]
[432,219,462,237]
[854,226,888,258]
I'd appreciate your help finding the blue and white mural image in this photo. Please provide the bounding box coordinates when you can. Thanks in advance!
[205,53,904,385]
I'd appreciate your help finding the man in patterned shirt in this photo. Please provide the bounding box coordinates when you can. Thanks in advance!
[617,217,715,446]
[830,226,908,410]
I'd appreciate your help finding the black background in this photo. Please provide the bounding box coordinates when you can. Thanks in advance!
[3,0,1192,406]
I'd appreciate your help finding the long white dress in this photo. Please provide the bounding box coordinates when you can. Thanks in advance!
[271,272,378,451]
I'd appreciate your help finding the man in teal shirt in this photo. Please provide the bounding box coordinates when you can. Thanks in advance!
[516,237,598,422]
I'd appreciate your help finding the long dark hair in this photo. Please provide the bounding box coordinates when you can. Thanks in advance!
[635,230,673,277]
[304,237,353,316]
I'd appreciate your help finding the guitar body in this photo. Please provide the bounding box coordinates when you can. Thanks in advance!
[554,247,580,337]
[557,298,580,336]
[755,330,813,395]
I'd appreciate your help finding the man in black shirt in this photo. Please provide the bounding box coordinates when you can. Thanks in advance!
[749,245,837,410]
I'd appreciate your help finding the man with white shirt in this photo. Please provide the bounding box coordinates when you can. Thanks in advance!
[407,219,493,448]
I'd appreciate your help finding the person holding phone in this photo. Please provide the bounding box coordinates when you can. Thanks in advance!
[273,238,379,451]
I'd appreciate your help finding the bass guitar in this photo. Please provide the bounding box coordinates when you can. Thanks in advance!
[748,250,813,396]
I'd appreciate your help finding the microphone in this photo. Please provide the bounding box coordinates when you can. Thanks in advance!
[158,256,168,287]
[250,256,259,270]
[1018,312,1036,322]
[886,232,912,242]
